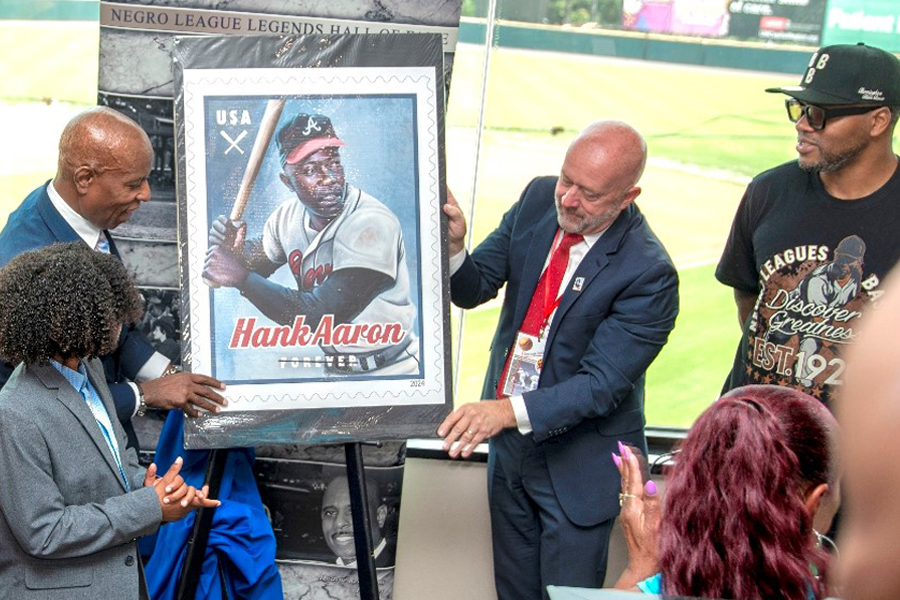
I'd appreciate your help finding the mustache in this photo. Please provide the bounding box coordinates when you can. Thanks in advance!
[315,185,344,196]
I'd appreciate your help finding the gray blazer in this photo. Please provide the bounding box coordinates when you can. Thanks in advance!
[0,360,162,599]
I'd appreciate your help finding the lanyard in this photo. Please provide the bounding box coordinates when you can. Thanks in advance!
[538,229,568,340]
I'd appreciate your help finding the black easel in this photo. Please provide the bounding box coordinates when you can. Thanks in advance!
[175,449,227,600]
[344,441,380,600]
[175,444,380,600]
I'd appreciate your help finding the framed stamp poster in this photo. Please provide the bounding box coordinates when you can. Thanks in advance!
[173,34,451,448]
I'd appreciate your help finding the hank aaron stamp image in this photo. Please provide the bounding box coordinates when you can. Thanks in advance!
[178,64,448,413]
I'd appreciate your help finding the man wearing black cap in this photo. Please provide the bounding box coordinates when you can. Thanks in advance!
[203,113,419,375]
[717,43,900,406]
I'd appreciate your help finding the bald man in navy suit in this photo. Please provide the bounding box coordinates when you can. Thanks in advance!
[440,121,679,599]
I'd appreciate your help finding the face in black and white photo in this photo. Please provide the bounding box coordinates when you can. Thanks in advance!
[320,475,386,564]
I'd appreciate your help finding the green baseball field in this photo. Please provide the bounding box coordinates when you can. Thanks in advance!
[2,21,809,428]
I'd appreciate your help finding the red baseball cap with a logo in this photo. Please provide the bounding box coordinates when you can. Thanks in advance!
[276,113,346,166]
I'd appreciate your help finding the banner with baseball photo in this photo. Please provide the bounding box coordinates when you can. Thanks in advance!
[173,33,452,448]
[98,0,463,452]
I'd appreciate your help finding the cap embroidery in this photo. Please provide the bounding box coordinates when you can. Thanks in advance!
[804,53,830,84]
[302,117,322,136]
[858,87,885,101]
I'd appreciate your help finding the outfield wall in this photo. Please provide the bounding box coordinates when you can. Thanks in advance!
[4,1,813,75]
[460,18,815,74]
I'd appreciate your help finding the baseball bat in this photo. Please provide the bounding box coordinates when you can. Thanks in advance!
[230,98,286,221]
[205,98,286,288]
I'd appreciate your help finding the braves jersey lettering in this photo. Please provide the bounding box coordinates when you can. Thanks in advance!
[288,249,303,277]
[288,249,333,290]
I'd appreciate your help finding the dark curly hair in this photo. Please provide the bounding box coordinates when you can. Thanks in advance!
[0,242,143,365]
[659,385,839,600]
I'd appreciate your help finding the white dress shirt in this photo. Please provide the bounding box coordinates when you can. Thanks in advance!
[450,227,604,434]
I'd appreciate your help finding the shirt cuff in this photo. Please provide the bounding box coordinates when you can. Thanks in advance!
[135,351,170,383]
[126,382,141,418]
[448,249,467,276]
[510,395,532,435]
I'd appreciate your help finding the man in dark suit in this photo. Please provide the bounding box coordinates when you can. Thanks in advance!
[0,106,227,449]
[439,121,679,599]
[0,108,282,597]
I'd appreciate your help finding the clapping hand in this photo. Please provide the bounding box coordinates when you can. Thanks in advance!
[612,442,662,590]
[147,457,221,522]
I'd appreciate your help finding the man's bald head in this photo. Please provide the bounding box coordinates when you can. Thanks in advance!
[838,270,900,600]
[53,107,153,230]
[57,107,151,179]
[555,120,647,235]
[570,120,647,189]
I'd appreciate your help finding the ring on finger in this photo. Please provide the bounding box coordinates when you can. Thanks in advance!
[619,492,638,507]
[466,429,475,436]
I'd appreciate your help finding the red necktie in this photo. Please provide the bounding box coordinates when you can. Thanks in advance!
[496,230,583,398]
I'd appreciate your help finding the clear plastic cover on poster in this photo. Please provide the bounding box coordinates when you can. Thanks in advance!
[172,33,452,448]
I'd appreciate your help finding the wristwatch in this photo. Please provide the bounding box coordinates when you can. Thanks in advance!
[135,382,148,417]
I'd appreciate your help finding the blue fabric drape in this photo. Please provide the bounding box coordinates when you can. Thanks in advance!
[144,411,283,600]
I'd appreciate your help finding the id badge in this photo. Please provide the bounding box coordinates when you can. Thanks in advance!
[501,332,545,396]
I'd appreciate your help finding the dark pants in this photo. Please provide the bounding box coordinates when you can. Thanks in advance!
[488,430,614,600]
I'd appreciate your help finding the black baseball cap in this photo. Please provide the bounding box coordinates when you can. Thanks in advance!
[766,43,900,106]
[276,113,345,166]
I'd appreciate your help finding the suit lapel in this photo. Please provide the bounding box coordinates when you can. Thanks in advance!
[512,206,559,331]
[35,185,81,243]
[37,185,119,259]
[33,363,128,491]
[544,204,639,349]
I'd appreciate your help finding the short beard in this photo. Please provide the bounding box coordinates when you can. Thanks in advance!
[555,195,624,235]
[799,140,867,173]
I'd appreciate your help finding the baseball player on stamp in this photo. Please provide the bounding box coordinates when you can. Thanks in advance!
[203,113,420,376]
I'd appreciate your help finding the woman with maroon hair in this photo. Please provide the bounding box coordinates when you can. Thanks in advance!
[613,384,840,600]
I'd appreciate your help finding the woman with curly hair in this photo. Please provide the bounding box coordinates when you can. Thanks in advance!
[0,242,218,600]
[613,384,840,600]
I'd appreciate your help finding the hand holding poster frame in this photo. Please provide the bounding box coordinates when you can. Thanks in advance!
[173,33,452,449]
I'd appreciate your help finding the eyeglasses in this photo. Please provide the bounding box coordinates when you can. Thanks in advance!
[785,98,883,130]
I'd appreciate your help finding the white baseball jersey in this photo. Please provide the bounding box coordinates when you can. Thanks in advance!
[261,185,418,363]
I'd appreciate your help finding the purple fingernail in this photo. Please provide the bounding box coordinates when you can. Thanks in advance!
[617,441,625,455]
[611,452,621,467]
[645,480,658,496]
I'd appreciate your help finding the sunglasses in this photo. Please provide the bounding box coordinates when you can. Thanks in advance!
[785,98,883,130]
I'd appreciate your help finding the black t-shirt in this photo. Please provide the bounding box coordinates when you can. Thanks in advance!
[716,160,900,406]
